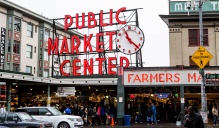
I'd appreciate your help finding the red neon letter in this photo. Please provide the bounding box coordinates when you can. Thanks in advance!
[96,58,105,75]
[84,58,94,75]
[84,34,93,53]
[128,74,134,83]
[115,7,126,24]
[88,12,97,28]
[99,10,108,27]
[108,57,116,75]
[64,15,73,30]
[71,36,81,54]
[109,9,113,26]
[48,38,58,55]
[60,36,69,54]
[120,56,130,67]
[106,31,116,51]
[96,32,104,52]
[73,59,81,76]
[76,13,85,29]
[60,60,70,76]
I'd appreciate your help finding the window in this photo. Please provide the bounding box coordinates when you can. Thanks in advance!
[8,40,11,52]
[43,70,49,78]
[26,66,32,74]
[8,17,12,30]
[26,45,33,58]
[27,24,33,38]
[44,29,50,41]
[14,18,21,32]
[39,108,49,115]
[13,64,19,72]
[44,50,48,61]
[189,29,208,46]
[13,41,20,54]
[39,48,42,59]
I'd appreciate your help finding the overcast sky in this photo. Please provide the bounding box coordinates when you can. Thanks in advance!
[11,0,171,67]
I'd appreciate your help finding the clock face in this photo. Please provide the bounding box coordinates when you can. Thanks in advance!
[115,25,144,55]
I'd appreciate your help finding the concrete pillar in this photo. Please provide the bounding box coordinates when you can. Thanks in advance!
[6,82,12,112]
[180,85,185,125]
[117,67,124,126]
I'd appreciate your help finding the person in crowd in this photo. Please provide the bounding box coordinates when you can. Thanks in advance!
[92,106,97,126]
[184,106,204,128]
[78,106,85,119]
[109,104,116,124]
[0,104,6,114]
[88,105,93,126]
[100,104,106,124]
[97,105,102,125]
[105,105,110,124]
[135,104,142,123]
[83,107,88,125]
[151,102,157,124]
[212,105,218,125]
[146,105,153,125]
[64,105,71,115]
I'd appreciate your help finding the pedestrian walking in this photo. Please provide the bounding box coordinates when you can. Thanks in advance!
[146,105,153,125]
[184,106,205,128]
[151,102,157,124]
[212,105,218,125]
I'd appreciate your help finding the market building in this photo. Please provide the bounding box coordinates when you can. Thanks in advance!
[1,0,219,126]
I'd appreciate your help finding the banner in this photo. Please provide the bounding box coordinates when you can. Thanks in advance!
[57,87,75,97]
[0,28,6,70]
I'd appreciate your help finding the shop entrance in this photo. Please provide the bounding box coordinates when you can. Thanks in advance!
[124,87,180,123]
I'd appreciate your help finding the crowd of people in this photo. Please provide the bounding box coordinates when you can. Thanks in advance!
[54,103,117,126]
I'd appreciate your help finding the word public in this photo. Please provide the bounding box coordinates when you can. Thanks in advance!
[48,7,130,76]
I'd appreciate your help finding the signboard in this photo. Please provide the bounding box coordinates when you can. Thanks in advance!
[123,70,219,85]
[191,46,213,69]
[0,28,5,70]
[205,74,219,79]
[57,87,75,97]
[170,1,219,13]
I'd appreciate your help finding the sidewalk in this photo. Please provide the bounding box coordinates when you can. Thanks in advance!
[83,122,217,128]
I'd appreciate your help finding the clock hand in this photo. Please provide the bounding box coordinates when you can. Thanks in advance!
[124,31,139,49]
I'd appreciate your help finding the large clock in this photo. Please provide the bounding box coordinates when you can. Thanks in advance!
[115,25,145,55]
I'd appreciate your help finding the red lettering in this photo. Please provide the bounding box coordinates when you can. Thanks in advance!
[88,12,97,28]
[128,74,134,83]
[100,10,108,27]
[174,73,180,82]
[133,74,141,83]
[150,74,157,82]
[142,74,149,82]
[71,36,80,54]
[106,31,116,51]
[60,60,70,76]
[73,59,80,76]
[188,73,196,82]
[96,58,105,75]
[109,9,113,26]
[76,13,85,29]
[166,73,173,82]
[64,15,73,30]
[60,36,69,54]
[115,7,126,24]
[108,57,116,75]
[48,38,58,55]
[84,59,93,75]
[159,73,165,82]
[96,33,104,52]
[84,34,93,53]
[119,56,130,67]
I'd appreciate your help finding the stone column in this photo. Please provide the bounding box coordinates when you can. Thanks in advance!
[117,67,124,126]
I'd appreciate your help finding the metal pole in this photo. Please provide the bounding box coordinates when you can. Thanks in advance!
[199,0,207,127]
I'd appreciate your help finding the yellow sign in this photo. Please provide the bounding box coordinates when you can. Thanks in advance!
[191,46,213,69]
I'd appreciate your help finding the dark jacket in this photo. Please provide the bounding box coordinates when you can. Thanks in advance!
[184,113,205,128]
